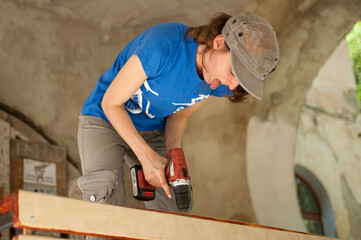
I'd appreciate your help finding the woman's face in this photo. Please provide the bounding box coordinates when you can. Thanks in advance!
[202,36,240,91]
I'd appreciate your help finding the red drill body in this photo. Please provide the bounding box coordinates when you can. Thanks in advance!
[165,148,192,212]
[131,148,192,212]
[165,148,190,185]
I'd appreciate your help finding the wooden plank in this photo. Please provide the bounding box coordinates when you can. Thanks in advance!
[12,190,336,240]
[13,235,69,240]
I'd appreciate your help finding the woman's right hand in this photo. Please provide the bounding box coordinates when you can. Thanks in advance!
[140,151,172,199]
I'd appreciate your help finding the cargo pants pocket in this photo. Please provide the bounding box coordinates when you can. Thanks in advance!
[77,170,118,204]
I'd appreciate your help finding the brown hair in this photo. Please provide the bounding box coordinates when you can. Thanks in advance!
[186,13,250,103]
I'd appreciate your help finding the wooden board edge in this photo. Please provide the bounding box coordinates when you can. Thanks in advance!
[12,190,21,228]
[0,192,13,213]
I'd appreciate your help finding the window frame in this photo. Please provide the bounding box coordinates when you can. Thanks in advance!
[295,173,325,235]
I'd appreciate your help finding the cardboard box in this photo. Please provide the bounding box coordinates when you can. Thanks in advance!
[10,139,67,196]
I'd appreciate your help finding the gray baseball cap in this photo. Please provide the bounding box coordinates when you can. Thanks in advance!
[222,12,280,100]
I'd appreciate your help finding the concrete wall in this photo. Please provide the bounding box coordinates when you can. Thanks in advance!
[295,40,361,240]
[1,0,361,237]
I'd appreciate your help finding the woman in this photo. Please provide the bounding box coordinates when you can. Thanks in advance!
[77,12,279,215]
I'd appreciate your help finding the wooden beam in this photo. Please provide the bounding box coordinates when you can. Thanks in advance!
[10,190,335,240]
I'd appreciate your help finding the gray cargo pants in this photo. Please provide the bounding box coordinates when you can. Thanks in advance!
[77,115,184,240]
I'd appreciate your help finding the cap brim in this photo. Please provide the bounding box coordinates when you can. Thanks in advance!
[231,52,263,100]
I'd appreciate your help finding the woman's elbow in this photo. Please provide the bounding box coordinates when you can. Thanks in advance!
[101,96,125,117]
[101,96,114,117]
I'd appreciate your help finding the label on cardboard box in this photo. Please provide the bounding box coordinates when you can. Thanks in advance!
[23,158,57,186]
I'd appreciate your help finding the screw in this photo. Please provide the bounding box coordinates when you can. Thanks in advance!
[30,216,35,221]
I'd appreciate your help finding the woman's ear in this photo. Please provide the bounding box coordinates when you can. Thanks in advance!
[212,35,227,50]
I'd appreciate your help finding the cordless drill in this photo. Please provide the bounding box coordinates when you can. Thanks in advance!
[130,148,192,212]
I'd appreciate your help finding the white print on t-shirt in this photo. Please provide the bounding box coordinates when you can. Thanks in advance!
[125,89,143,114]
[145,101,155,118]
[144,81,159,96]
[124,80,158,118]
[172,94,210,113]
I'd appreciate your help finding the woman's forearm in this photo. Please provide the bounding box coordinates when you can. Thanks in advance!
[165,97,213,152]
[165,114,188,152]
[103,104,171,198]
[103,104,156,163]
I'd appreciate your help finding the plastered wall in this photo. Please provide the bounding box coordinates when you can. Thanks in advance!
[295,40,361,239]
[244,0,361,234]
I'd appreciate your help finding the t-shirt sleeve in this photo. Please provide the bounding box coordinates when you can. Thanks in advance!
[133,29,171,79]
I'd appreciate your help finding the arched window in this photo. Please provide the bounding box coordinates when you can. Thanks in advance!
[295,174,324,235]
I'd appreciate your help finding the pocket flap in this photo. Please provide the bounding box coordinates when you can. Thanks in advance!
[77,170,117,203]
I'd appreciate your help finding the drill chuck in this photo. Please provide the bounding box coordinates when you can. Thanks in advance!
[173,185,192,212]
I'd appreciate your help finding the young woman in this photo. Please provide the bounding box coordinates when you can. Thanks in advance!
[77,12,280,216]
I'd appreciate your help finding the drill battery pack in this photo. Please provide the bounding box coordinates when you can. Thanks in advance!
[130,165,156,201]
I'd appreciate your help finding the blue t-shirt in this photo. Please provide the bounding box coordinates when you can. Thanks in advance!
[82,23,231,130]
